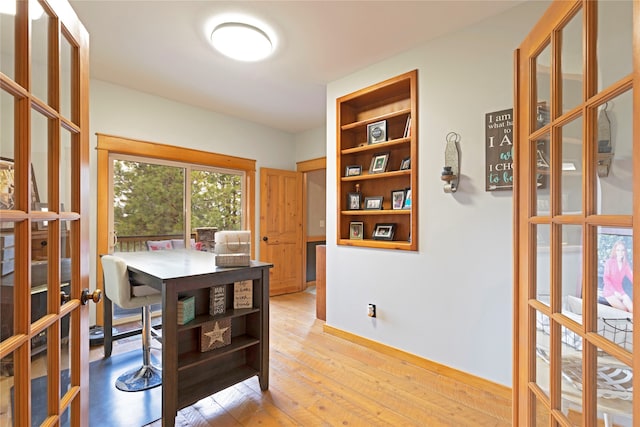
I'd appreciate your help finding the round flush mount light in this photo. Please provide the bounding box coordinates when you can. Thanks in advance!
[211,22,273,62]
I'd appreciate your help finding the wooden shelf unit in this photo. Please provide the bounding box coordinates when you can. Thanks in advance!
[336,70,418,251]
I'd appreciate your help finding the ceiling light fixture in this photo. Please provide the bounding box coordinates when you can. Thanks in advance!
[211,22,273,62]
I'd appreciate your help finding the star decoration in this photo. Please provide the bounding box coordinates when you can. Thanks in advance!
[204,321,230,348]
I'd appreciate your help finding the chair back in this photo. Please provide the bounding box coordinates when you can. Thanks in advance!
[101,254,137,309]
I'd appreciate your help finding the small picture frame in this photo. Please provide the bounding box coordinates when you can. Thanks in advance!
[345,165,362,177]
[372,223,396,241]
[369,152,390,174]
[364,196,383,210]
[367,120,387,144]
[399,157,411,170]
[391,189,405,210]
[349,221,364,240]
[347,192,361,210]
[403,188,412,209]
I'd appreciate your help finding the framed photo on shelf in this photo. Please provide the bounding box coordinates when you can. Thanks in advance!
[391,189,405,210]
[367,120,387,144]
[349,221,364,240]
[347,192,361,210]
[345,165,362,177]
[403,188,412,209]
[399,157,411,170]
[372,223,396,241]
[364,196,383,210]
[369,152,390,174]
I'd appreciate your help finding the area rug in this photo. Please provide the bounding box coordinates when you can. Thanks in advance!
[12,349,161,427]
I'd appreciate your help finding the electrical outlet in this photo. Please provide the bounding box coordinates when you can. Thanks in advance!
[367,304,376,318]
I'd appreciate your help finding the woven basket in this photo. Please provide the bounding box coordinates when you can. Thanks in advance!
[215,253,250,268]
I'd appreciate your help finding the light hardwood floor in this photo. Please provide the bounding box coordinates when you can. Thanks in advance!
[136,289,511,427]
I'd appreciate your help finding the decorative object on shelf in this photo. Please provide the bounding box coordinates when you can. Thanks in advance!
[364,196,383,210]
[403,188,412,209]
[200,318,231,352]
[233,280,253,309]
[349,222,363,240]
[177,296,195,325]
[372,223,396,241]
[369,152,390,174]
[347,192,361,210]
[195,227,218,252]
[215,253,250,267]
[345,165,362,177]
[597,102,613,177]
[399,157,411,171]
[442,132,460,193]
[485,108,513,191]
[403,115,412,138]
[209,284,226,316]
[391,189,406,210]
[367,120,387,144]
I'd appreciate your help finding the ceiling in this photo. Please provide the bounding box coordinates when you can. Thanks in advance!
[69,1,525,134]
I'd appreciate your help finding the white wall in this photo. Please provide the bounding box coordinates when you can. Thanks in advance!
[294,126,326,163]
[325,1,550,387]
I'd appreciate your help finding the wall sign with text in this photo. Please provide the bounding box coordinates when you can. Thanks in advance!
[485,108,514,191]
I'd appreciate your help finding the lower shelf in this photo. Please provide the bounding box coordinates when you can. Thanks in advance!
[177,364,259,410]
[178,334,260,371]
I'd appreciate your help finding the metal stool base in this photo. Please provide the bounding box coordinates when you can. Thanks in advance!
[115,364,162,392]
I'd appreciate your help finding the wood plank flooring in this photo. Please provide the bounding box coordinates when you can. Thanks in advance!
[137,289,512,426]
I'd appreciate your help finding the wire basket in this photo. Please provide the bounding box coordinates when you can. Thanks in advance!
[599,317,633,352]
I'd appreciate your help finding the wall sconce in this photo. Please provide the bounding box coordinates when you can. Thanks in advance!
[441,132,460,193]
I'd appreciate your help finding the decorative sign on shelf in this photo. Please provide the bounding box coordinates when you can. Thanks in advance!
[485,108,514,191]
[200,318,231,352]
[209,284,226,316]
[234,280,253,309]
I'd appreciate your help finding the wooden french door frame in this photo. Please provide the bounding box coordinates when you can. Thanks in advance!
[514,0,639,425]
[0,1,91,425]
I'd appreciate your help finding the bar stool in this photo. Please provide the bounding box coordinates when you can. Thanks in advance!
[101,254,162,392]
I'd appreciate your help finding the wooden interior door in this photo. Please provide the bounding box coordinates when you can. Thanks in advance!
[259,167,303,296]
[0,0,91,425]
[514,0,638,425]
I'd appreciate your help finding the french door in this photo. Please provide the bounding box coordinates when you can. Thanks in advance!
[514,0,638,425]
[0,0,90,425]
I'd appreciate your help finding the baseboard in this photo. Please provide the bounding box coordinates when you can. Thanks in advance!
[323,323,512,401]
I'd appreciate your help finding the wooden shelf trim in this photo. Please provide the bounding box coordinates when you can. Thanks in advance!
[341,137,410,155]
[342,169,411,181]
[341,108,411,131]
[338,239,413,250]
[177,308,260,332]
[341,209,410,216]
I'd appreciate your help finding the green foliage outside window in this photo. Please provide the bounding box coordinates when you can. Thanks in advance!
[113,160,242,238]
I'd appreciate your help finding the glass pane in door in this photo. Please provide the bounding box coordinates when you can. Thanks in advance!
[535,44,552,130]
[597,0,633,92]
[31,4,49,104]
[561,8,583,115]
[31,108,48,216]
[30,332,48,426]
[596,226,633,352]
[560,340,583,426]
[595,90,633,216]
[536,223,551,304]
[561,225,583,320]
[0,5,15,80]
[191,168,243,233]
[0,90,15,210]
[60,127,72,212]
[534,136,551,215]
[113,159,184,253]
[561,117,583,214]
[60,34,73,120]
[596,349,632,425]
[535,311,551,398]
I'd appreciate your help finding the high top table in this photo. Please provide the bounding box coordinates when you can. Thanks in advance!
[110,250,272,426]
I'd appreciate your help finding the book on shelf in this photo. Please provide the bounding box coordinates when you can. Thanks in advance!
[209,284,226,316]
[234,280,253,309]
[177,296,195,325]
